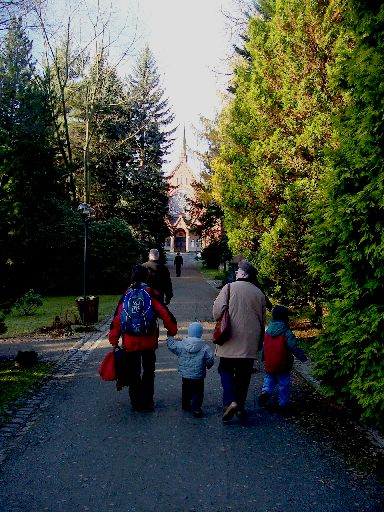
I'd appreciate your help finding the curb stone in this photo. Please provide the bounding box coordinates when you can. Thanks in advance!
[0,316,111,464]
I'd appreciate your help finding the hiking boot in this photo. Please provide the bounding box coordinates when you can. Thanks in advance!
[222,402,238,422]
[258,392,270,407]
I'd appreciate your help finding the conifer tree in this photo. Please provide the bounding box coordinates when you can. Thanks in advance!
[122,46,175,247]
[309,1,384,424]
[0,17,61,296]
[211,0,341,309]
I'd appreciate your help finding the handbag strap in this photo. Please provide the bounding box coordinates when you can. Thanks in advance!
[226,283,230,306]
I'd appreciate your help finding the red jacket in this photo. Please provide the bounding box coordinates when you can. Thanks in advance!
[108,287,177,351]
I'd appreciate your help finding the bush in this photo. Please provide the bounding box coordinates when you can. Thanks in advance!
[88,217,141,294]
[14,289,43,316]
[201,237,231,269]
[0,311,6,335]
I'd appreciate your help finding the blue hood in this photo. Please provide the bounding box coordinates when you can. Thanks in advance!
[266,320,289,337]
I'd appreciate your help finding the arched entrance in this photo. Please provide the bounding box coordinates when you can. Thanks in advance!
[174,229,186,252]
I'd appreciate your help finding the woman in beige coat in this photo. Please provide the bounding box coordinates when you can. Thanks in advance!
[213,259,266,421]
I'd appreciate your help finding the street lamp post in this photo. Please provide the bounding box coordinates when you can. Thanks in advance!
[78,203,94,325]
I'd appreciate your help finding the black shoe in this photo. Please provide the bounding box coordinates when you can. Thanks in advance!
[258,392,270,407]
[182,403,192,412]
[193,408,203,418]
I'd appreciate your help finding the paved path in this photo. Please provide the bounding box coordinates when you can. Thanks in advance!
[0,254,383,512]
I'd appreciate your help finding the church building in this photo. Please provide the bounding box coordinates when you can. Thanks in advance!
[164,132,202,253]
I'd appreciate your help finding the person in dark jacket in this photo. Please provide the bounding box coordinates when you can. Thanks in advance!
[174,252,183,277]
[109,265,177,411]
[258,305,307,410]
[167,322,214,418]
[143,248,173,305]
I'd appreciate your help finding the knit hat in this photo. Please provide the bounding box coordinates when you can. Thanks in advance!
[272,305,293,322]
[237,259,256,277]
[188,322,203,338]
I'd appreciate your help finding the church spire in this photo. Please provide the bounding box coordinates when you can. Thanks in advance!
[180,126,187,162]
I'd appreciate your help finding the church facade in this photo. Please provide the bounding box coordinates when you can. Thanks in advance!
[164,135,202,253]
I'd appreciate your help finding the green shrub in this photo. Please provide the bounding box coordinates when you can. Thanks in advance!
[88,217,141,294]
[14,289,43,316]
[201,237,231,269]
[0,311,6,335]
[309,4,384,427]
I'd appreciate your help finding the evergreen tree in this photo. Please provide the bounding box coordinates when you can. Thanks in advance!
[0,17,62,297]
[211,0,341,309]
[122,47,175,248]
[309,1,384,424]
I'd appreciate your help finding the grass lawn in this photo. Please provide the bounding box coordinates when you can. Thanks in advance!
[0,294,121,425]
[197,262,227,282]
[3,294,121,338]
[0,361,54,425]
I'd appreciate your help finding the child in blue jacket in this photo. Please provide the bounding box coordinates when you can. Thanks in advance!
[167,322,214,417]
[258,305,307,410]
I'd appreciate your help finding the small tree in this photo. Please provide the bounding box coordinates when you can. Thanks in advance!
[14,289,43,316]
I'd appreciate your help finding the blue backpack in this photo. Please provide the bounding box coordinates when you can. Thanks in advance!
[120,287,157,336]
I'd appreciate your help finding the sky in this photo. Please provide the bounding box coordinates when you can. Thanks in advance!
[38,0,238,173]
[132,0,235,173]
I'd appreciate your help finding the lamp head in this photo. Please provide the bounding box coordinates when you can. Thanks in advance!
[78,203,94,218]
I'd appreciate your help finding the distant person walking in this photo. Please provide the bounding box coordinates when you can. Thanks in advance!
[258,305,307,411]
[143,248,173,305]
[174,252,183,277]
[213,259,266,421]
[167,322,214,418]
[108,265,177,412]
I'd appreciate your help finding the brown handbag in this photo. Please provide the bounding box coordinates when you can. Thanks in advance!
[212,284,231,345]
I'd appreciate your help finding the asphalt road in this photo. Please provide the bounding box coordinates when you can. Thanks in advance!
[0,254,383,512]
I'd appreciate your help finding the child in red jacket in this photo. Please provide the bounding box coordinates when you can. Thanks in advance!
[258,305,307,410]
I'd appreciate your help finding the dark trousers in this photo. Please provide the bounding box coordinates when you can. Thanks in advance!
[125,350,156,409]
[218,357,254,411]
[182,377,204,411]
[175,265,182,276]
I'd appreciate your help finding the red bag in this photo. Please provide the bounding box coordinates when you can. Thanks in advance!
[212,284,231,345]
[98,351,117,381]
